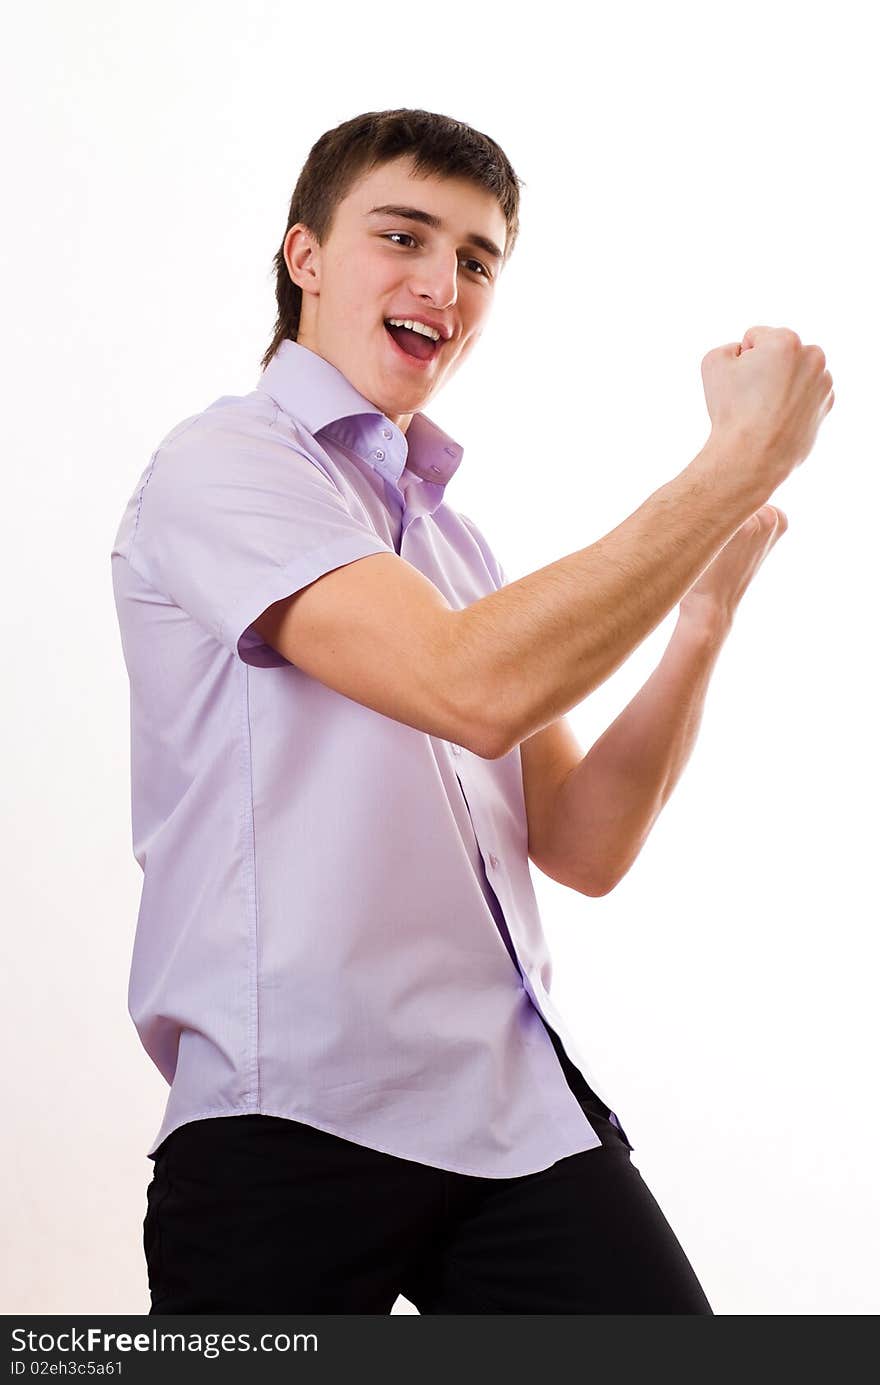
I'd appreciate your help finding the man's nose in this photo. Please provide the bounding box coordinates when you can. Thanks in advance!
[407,253,459,310]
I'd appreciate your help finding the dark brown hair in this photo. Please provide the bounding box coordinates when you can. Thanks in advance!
[260,108,524,371]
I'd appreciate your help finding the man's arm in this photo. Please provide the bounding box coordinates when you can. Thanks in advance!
[250,332,829,763]
[455,434,769,759]
[520,716,588,889]
[252,436,770,761]
[530,606,731,896]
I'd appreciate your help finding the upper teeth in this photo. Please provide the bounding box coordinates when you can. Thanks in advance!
[386,319,442,341]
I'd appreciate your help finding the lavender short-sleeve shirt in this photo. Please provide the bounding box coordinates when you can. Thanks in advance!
[110,338,630,1176]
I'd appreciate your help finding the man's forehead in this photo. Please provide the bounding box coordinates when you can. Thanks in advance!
[343,157,507,251]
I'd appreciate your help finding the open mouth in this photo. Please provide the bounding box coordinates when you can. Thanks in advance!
[383,320,442,366]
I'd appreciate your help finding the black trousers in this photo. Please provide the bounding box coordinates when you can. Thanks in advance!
[143,1028,713,1314]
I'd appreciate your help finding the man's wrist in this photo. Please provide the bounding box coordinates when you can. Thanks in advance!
[676,595,734,642]
[695,429,781,511]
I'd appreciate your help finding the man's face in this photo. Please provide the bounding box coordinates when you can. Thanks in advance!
[283,154,508,433]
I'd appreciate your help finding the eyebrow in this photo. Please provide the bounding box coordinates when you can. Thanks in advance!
[366,204,504,263]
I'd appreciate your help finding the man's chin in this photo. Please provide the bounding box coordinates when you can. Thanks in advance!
[321,336,436,420]
[370,367,435,413]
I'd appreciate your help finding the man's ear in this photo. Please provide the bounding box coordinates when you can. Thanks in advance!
[284,224,321,296]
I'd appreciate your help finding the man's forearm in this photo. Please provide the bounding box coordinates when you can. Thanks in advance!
[455,434,772,760]
[548,608,731,895]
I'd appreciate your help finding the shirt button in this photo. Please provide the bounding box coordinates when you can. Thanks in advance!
[373,449,385,461]
[381,428,392,439]
[489,853,499,868]
[451,743,461,755]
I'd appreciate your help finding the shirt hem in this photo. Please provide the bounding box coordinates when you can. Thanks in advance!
[146,1102,606,1179]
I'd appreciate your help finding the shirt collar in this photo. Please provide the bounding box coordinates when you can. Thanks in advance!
[256,338,464,489]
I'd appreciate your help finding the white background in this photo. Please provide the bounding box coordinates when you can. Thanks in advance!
[2,0,876,1315]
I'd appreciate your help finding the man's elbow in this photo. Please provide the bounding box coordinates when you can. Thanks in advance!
[462,683,523,761]
[465,717,519,762]
[531,852,616,898]
[562,857,624,897]
[443,609,523,761]
[584,861,634,897]
[565,864,617,897]
[453,687,517,761]
[584,876,617,898]
[461,725,509,761]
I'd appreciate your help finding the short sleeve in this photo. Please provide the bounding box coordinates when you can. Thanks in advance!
[131,418,395,668]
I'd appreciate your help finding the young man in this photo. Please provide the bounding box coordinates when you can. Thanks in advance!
[112,108,833,1314]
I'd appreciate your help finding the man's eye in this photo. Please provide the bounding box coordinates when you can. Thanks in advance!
[382,233,490,279]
